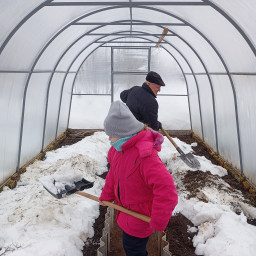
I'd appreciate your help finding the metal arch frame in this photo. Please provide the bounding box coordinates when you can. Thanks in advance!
[58,31,202,140]
[155,12,244,174]
[67,32,204,139]
[0,0,54,55]
[65,34,194,131]
[14,10,219,171]
[75,22,187,26]
[12,5,245,174]
[132,7,244,172]
[98,4,253,177]
[69,33,176,36]
[68,14,243,175]
[1,1,255,58]
[15,6,125,171]
[48,2,208,7]
[96,41,169,44]
[44,1,256,56]
[202,0,256,57]
[71,18,218,151]
[0,1,184,56]
[11,18,198,172]
[121,6,245,173]
[63,29,206,138]
[36,18,203,153]
[54,34,190,137]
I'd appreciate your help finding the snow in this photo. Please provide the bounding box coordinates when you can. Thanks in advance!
[1,132,256,256]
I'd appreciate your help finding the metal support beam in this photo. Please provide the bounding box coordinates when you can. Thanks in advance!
[0,0,53,55]
[111,47,114,103]
[0,70,75,74]
[96,41,168,44]
[101,46,153,48]
[68,35,198,136]
[129,0,133,33]
[148,47,151,71]
[72,93,111,96]
[75,22,187,26]
[85,33,175,36]
[202,0,256,57]
[113,71,149,75]
[13,3,246,179]
[47,2,208,6]
[185,72,256,76]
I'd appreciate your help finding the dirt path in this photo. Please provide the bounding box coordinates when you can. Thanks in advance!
[109,211,159,256]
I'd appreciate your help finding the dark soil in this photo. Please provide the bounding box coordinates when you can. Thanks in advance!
[108,211,159,256]
[176,135,256,208]
[166,213,199,256]
[82,205,108,256]
[55,129,256,256]
[81,170,109,256]
[56,129,100,148]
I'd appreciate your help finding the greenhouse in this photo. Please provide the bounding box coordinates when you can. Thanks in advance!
[0,1,256,256]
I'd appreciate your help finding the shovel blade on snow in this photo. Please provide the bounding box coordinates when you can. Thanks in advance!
[43,179,151,223]
[161,127,201,169]
[180,152,201,169]
[43,178,94,199]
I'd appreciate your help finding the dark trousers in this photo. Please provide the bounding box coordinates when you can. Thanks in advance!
[122,231,149,256]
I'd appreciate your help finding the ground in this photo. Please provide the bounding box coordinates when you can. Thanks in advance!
[55,129,256,256]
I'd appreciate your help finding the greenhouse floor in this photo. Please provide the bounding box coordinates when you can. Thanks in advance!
[55,129,256,256]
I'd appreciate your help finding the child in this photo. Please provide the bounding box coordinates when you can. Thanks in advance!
[99,100,178,256]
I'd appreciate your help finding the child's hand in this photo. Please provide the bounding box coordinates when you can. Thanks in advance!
[99,200,106,206]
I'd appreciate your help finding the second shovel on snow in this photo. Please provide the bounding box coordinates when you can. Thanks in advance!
[41,176,151,223]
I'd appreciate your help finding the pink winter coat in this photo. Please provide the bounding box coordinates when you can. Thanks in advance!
[99,129,178,238]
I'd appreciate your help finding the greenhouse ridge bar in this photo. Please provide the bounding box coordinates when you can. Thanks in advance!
[0,0,256,189]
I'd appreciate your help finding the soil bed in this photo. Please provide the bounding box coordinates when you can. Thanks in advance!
[55,129,256,256]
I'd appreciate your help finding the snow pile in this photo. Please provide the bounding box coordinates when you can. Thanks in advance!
[159,136,228,177]
[40,167,86,196]
[0,132,109,256]
[0,131,255,256]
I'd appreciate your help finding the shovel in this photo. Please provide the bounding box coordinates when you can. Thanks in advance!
[42,178,151,223]
[161,127,200,169]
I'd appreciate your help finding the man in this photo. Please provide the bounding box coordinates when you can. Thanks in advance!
[120,71,165,131]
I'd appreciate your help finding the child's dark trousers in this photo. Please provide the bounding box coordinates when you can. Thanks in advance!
[122,231,149,256]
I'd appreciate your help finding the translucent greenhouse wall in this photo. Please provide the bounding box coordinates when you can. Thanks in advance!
[44,73,67,147]
[233,75,256,183]
[20,73,51,166]
[0,1,256,188]
[0,73,26,183]
[211,75,240,170]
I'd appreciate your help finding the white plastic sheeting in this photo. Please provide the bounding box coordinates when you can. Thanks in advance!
[0,0,256,187]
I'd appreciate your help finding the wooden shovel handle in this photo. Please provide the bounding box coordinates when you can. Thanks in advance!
[161,127,179,149]
[75,191,151,223]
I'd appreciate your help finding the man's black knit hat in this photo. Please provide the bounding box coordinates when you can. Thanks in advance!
[146,71,165,86]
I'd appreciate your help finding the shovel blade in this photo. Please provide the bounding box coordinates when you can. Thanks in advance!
[74,179,94,192]
[180,152,200,169]
[43,178,94,199]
